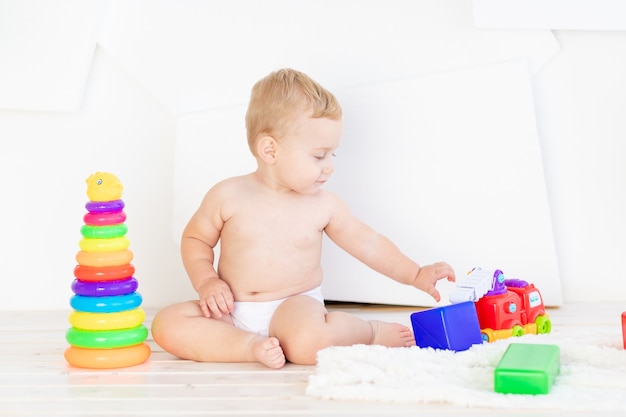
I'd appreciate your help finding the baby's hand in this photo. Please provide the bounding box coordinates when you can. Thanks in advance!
[412,262,456,302]
[196,278,234,318]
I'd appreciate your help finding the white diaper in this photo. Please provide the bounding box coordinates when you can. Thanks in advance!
[230,286,324,337]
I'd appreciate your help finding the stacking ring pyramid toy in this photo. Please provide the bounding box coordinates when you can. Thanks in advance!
[64,172,151,368]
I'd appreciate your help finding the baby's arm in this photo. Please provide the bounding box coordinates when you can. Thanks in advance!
[181,185,234,318]
[324,192,455,301]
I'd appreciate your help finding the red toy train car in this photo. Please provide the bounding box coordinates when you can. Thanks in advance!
[451,268,552,342]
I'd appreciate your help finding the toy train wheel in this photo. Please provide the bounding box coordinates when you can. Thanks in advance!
[511,325,524,337]
[535,315,552,334]
[481,329,495,343]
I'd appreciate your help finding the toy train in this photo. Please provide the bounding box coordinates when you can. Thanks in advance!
[450,267,552,342]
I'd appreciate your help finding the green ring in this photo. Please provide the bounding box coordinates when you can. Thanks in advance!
[66,325,148,349]
[81,224,128,239]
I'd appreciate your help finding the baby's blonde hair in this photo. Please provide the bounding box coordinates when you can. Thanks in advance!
[245,68,342,155]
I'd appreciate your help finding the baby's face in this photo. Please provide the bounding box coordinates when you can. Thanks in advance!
[274,113,343,195]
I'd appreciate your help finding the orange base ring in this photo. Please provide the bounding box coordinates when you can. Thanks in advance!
[64,343,151,369]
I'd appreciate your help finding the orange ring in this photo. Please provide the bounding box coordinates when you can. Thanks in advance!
[73,264,135,282]
[64,343,151,369]
[75,250,134,267]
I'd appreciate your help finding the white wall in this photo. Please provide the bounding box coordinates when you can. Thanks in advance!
[0,1,624,310]
[533,30,626,302]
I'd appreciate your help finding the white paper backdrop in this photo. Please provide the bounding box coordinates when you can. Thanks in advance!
[0,0,107,111]
[98,0,559,114]
[17,0,626,309]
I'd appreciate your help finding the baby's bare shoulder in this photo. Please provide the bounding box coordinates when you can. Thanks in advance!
[205,174,255,199]
[316,189,349,211]
[194,176,256,221]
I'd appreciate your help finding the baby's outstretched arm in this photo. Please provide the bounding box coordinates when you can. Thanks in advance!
[324,191,455,301]
[411,262,456,302]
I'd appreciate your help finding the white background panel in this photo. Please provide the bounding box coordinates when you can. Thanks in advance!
[2,2,626,309]
[473,0,626,30]
[98,0,559,114]
[0,0,108,111]
[321,60,561,306]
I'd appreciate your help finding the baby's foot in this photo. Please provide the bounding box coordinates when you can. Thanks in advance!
[369,320,415,347]
[251,336,286,369]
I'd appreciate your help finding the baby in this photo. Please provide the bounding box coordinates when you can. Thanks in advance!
[151,68,456,369]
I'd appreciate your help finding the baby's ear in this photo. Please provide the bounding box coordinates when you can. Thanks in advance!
[257,135,278,164]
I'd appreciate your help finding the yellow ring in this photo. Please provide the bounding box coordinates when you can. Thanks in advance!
[64,343,151,369]
[76,249,134,267]
[79,237,130,253]
[68,308,146,331]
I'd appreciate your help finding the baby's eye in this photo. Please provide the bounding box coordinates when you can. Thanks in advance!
[314,153,336,160]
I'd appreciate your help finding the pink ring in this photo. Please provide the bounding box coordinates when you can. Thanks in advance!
[85,199,125,214]
[83,211,127,226]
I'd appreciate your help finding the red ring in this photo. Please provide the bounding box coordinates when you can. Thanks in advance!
[73,264,135,282]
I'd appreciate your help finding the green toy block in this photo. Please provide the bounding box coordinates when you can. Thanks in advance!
[494,343,560,395]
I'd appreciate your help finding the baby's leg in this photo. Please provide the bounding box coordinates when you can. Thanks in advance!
[269,296,415,365]
[152,301,285,369]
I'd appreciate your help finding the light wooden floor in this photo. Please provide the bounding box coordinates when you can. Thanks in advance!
[0,302,623,416]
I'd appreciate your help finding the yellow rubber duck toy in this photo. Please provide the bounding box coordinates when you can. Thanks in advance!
[85,172,124,202]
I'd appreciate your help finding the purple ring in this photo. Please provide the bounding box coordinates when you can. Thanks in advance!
[85,199,125,214]
[71,277,138,297]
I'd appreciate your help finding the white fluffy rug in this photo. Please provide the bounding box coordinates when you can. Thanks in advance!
[306,325,626,411]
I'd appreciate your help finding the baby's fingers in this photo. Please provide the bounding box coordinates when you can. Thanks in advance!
[428,287,442,302]
[199,298,212,318]
[200,295,225,318]
[433,261,455,282]
[214,292,234,316]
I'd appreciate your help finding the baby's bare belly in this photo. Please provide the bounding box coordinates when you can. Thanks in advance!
[220,265,324,302]
[217,229,325,302]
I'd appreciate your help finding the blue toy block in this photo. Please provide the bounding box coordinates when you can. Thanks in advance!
[494,343,560,394]
[410,301,483,351]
